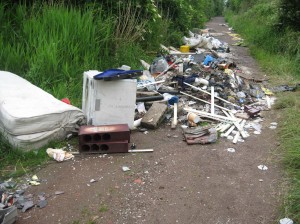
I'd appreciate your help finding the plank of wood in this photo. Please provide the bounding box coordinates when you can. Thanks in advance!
[211,86,215,115]
[184,82,239,108]
[181,91,231,112]
[219,123,232,133]
[223,125,236,137]
[234,120,248,139]
[233,131,240,144]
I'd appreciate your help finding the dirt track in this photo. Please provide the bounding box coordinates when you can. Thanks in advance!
[17,17,283,224]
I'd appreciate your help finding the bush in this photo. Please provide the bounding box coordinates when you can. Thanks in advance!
[279,0,300,31]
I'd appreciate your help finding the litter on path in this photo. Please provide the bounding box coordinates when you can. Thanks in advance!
[257,165,268,171]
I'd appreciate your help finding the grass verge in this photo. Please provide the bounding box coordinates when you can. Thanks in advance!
[0,146,47,180]
[0,132,60,179]
[225,5,300,222]
[275,92,300,222]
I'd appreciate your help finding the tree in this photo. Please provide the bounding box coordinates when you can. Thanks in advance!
[279,0,300,31]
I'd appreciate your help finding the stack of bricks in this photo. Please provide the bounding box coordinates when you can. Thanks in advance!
[78,124,130,154]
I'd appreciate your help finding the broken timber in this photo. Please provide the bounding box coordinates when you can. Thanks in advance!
[184,108,236,123]
[183,82,240,108]
[141,102,168,129]
[180,91,231,112]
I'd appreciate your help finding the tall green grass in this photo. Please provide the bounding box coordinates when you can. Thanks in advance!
[225,1,300,80]
[225,0,300,221]
[275,92,300,222]
[0,132,49,178]
[0,2,158,178]
[0,3,154,107]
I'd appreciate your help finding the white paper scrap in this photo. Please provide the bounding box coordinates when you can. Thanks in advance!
[258,165,268,171]
[227,148,235,153]
[279,218,293,224]
[122,166,130,172]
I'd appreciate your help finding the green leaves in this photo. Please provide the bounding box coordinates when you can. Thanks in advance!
[279,0,300,31]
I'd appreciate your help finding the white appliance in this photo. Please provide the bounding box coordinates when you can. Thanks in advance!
[82,70,136,129]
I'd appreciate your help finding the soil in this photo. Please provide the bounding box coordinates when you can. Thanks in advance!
[16,17,283,224]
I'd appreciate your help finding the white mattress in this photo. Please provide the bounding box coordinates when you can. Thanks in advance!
[0,71,85,149]
[0,125,67,150]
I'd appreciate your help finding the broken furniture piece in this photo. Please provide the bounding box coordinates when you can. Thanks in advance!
[183,126,217,144]
[244,105,261,118]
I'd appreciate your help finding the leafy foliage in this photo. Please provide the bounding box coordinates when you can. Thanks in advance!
[0,0,225,108]
[279,0,300,31]
[227,0,300,31]
[225,0,300,73]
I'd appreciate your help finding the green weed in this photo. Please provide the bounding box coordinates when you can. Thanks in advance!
[99,204,109,212]
[81,207,91,217]
[274,94,297,109]
[86,221,96,224]
[71,221,80,224]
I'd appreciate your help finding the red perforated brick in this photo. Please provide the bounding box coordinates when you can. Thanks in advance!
[79,141,128,154]
[79,124,130,144]
[78,124,130,154]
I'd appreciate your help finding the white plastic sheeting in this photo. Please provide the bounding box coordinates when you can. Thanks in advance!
[0,71,85,150]
[183,30,227,50]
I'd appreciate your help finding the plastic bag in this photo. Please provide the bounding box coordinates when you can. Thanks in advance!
[150,57,168,75]
[46,148,74,162]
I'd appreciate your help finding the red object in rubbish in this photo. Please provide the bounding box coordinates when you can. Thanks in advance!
[61,98,71,105]
[134,178,144,185]
[167,61,178,69]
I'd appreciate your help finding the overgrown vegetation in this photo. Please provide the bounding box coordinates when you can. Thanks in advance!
[0,0,223,107]
[275,92,300,222]
[225,0,299,80]
[225,0,300,221]
[0,133,48,178]
[0,1,223,178]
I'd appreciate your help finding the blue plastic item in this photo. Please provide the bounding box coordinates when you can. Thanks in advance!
[203,55,215,66]
[93,69,143,81]
[168,96,179,105]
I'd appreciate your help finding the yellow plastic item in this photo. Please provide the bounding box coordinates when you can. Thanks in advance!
[224,69,234,76]
[29,181,40,186]
[261,87,274,95]
[180,45,190,53]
